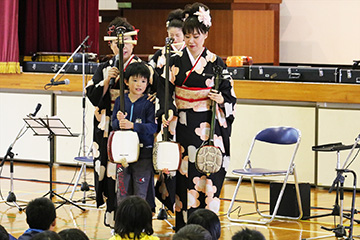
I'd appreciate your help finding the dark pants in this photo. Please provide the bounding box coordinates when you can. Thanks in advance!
[116,149,155,210]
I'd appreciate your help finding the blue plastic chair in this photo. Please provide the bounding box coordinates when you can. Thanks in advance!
[227,126,303,224]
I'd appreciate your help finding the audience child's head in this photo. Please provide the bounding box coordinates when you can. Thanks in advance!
[29,230,61,240]
[114,196,154,239]
[25,197,56,230]
[232,228,266,240]
[172,224,212,240]
[124,62,151,95]
[0,225,9,240]
[58,228,89,240]
[187,209,221,240]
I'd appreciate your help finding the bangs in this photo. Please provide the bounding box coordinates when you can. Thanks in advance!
[183,17,207,35]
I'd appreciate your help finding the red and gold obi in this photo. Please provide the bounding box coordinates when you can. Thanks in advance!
[175,86,212,111]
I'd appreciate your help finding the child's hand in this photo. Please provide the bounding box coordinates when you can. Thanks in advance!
[147,92,157,103]
[120,119,134,130]
[117,111,127,121]
[162,109,174,127]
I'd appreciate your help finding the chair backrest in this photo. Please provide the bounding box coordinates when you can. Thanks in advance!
[255,127,300,145]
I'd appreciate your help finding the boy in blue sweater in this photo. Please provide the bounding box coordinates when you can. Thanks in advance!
[111,61,157,211]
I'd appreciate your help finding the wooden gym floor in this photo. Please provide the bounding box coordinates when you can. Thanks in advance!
[0,162,359,240]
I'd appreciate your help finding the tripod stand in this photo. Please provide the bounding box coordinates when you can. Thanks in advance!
[0,104,42,211]
[23,116,85,211]
[303,135,360,240]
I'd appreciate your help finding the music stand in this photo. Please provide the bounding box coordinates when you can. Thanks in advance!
[302,137,360,240]
[23,116,85,211]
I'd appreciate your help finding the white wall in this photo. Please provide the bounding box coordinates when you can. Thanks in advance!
[99,0,118,10]
[280,0,360,65]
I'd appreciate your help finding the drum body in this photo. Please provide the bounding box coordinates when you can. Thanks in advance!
[195,145,223,175]
[107,130,140,164]
[153,141,181,171]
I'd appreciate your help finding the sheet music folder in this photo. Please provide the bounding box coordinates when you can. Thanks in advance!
[23,116,79,137]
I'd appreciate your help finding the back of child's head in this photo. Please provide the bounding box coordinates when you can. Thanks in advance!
[231,228,266,240]
[187,209,221,240]
[114,195,154,239]
[29,230,61,240]
[124,61,150,83]
[58,228,89,240]
[172,224,212,240]
[25,197,56,230]
[0,224,9,240]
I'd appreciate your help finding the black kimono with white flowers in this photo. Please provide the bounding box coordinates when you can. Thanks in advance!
[155,47,236,230]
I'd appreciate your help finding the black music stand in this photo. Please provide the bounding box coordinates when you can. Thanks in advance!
[303,142,360,222]
[23,116,85,211]
[302,139,360,240]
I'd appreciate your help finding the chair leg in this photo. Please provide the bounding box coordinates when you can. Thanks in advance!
[293,168,303,220]
[227,176,243,220]
[250,177,262,216]
[261,172,303,223]
[70,163,86,200]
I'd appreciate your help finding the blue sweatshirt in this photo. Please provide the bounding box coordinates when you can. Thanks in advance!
[111,94,157,158]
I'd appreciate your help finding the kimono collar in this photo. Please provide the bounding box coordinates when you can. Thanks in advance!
[124,54,135,71]
[186,47,205,66]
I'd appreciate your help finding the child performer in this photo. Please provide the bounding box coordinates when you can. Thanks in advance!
[111,62,157,211]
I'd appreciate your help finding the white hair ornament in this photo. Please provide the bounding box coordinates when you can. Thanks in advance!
[194,6,211,28]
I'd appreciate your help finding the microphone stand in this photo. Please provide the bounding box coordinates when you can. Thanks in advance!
[69,43,94,205]
[44,35,89,88]
[0,120,31,211]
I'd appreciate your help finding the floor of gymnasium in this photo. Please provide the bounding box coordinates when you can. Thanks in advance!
[0,162,359,240]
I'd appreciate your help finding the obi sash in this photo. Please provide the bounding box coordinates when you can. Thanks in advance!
[175,85,212,111]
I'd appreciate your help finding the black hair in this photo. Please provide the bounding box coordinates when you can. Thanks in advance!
[107,17,136,40]
[183,2,211,34]
[58,228,89,240]
[114,196,154,239]
[0,225,9,240]
[173,224,212,240]
[30,230,61,240]
[187,209,221,240]
[231,228,266,240]
[167,9,184,29]
[124,62,150,83]
[25,197,56,230]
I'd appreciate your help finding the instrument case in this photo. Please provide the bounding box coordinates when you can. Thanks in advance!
[23,61,99,74]
[227,67,249,80]
[249,66,338,83]
[338,69,360,84]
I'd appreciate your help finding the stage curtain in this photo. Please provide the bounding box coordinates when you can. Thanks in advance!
[0,0,20,73]
[21,0,99,56]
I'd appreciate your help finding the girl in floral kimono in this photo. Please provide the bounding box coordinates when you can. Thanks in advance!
[86,17,156,228]
[156,2,236,230]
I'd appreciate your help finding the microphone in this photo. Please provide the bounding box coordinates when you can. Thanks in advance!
[50,79,70,86]
[30,103,42,117]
